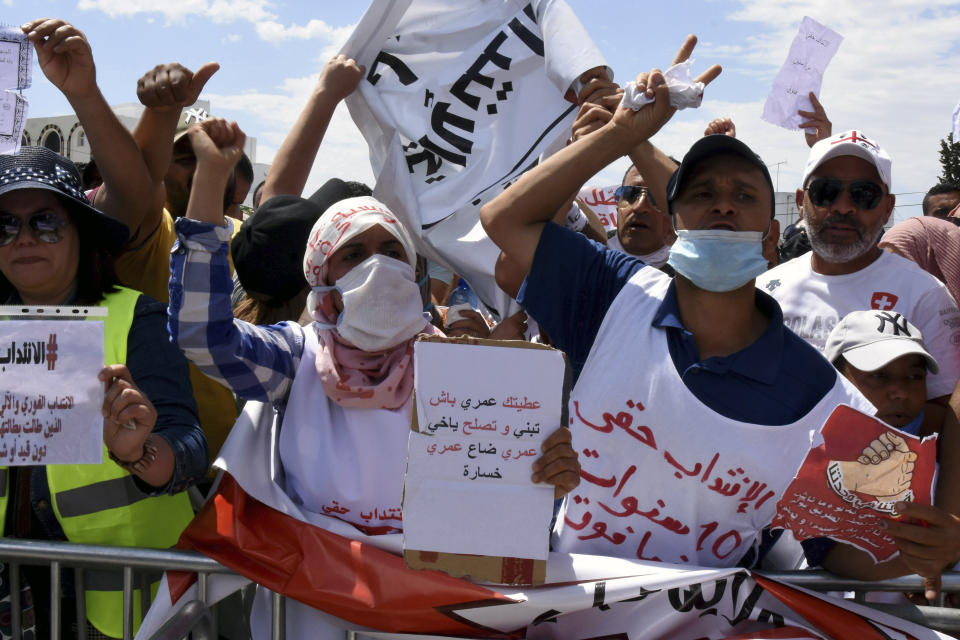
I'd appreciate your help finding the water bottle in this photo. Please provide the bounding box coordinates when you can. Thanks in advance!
[445,278,482,330]
[447,278,480,310]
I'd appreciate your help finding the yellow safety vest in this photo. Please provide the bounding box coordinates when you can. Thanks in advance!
[0,286,195,638]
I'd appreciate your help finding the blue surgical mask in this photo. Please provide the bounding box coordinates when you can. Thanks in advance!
[667,228,769,292]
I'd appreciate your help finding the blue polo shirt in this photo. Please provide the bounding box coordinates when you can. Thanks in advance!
[518,222,839,426]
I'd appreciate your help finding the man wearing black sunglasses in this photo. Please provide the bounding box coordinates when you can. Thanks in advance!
[607,167,675,269]
[761,129,960,438]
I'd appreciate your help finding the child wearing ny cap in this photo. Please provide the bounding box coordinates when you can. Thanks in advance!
[824,309,939,435]
[817,310,960,603]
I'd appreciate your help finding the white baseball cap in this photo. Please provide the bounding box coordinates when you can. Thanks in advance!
[801,130,892,192]
[824,310,938,373]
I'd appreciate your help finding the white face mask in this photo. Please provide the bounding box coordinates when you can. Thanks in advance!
[310,255,427,351]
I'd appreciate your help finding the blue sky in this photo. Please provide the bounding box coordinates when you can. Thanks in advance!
[19,0,960,221]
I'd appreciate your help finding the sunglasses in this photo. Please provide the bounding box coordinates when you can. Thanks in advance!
[806,178,884,210]
[0,212,69,247]
[615,185,658,208]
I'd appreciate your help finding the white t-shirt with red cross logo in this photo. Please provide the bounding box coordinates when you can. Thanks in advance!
[760,250,960,399]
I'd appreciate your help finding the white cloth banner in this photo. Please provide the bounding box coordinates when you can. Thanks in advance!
[135,398,950,640]
[343,0,607,318]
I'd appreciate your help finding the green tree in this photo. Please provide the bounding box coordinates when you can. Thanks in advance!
[938,132,960,184]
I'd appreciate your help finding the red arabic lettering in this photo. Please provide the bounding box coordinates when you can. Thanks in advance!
[578,520,626,545]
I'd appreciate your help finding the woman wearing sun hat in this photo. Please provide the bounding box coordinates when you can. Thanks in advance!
[0,146,207,638]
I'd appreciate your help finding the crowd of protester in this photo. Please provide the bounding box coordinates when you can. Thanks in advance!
[2,14,960,640]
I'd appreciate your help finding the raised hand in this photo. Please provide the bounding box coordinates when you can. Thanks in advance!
[797,92,832,147]
[22,18,97,100]
[610,35,722,148]
[704,117,736,137]
[187,117,247,178]
[137,62,220,110]
[315,55,365,103]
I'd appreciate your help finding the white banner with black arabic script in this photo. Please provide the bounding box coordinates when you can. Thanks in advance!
[343,0,607,318]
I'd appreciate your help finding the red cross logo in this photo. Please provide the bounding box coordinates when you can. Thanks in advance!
[870,291,898,310]
[832,131,877,149]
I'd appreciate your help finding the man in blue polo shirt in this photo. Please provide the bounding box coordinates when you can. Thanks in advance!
[481,63,872,567]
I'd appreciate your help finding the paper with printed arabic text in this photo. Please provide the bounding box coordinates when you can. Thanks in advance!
[771,405,937,562]
[0,27,31,155]
[0,320,104,465]
[404,338,566,560]
[762,16,842,131]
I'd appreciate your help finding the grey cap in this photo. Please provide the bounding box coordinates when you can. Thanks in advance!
[824,310,938,374]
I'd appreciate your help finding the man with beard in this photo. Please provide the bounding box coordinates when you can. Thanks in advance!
[760,130,960,432]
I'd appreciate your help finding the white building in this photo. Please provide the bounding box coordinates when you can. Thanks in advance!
[23,100,269,207]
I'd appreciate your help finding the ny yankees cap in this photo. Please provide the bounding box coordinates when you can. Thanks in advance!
[802,130,892,192]
[824,310,938,374]
[666,135,775,217]
[173,105,214,143]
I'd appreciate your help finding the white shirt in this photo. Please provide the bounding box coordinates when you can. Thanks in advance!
[760,251,960,398]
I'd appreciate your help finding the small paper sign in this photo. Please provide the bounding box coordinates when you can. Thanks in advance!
[772,405,937,562]
[403,337,566,570]
[0,319,105,465]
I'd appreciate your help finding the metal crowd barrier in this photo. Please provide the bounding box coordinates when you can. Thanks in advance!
[0,538,957,639]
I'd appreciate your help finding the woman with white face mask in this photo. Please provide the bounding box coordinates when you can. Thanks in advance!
[168,120,580,562]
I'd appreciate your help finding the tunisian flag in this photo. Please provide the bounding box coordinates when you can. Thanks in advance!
[135,401,950,639]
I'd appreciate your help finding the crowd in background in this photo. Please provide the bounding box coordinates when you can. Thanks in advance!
[1,14,960,640]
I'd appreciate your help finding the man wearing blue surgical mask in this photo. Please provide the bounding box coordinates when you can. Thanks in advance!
[480,44,872,570]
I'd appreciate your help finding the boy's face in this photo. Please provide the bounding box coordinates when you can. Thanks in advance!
[842,354,927,428]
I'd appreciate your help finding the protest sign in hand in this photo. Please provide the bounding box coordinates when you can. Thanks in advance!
[761,16,842,132]
[0,27,31,155]
[771,404,937,562]
[0,316,105,465]
[403,336,567,583]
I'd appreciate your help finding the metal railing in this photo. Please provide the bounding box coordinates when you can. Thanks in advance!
[0,538,957,639]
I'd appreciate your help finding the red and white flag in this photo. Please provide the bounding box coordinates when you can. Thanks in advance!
[136,401,950,639]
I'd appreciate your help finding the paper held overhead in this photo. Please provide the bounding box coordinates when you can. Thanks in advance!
[761,16,842,132]
[0,27,31,155]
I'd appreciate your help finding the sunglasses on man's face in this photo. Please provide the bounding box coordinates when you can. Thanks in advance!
[0,212,69,247]
[806,177,884,210]
[615,185,658,208]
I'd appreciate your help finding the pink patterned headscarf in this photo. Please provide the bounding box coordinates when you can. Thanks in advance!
[879,216,960,304]
[302,196,441,410]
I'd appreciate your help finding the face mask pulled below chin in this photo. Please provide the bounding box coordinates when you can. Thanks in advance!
[310,255,427,351]
[667,229,769,292]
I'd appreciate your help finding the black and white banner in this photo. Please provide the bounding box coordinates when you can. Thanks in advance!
[343,0,607,318]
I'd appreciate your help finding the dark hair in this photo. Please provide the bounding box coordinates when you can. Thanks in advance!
[343,181,373,197]
[252,180,266,208]
[922,182,960,216]
[234,287,309,325]
[0,204,120,305]
[832,356,846,374]
[81,158,103,191]
[236,153,254,184]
